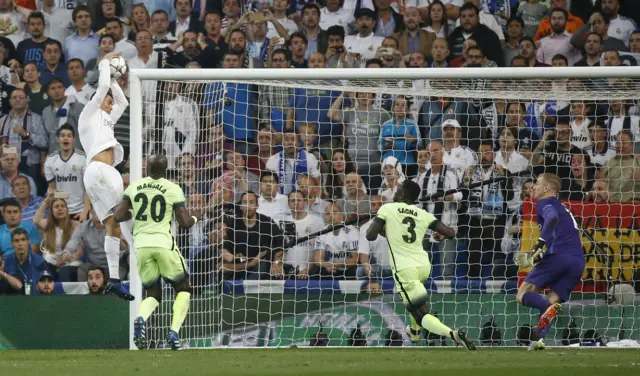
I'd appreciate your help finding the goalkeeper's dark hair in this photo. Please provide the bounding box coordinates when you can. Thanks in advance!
[400,180,421,203]
[260,170,279,184]
[56,123,76,137]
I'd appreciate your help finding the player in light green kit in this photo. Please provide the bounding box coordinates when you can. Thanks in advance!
[366,180,475,350]
[114,154,198,350]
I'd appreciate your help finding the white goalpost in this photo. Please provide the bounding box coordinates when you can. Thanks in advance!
[128,67,640,350]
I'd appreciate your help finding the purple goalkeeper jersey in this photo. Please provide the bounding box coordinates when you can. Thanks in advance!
[536,197,583,257]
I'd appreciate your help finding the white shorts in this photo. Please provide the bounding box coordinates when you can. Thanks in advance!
[83,161,123,222]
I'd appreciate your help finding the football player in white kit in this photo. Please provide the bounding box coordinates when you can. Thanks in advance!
[78,52,134,301]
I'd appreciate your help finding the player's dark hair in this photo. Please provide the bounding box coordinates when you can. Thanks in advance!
[57,123,76,137]
[28,11,45,24]
[401,180,421,203]
[47,78,65,91]
[260,170,279,184]
[147,154,168,178]
[72,5,91,22]
[67,58,85,69]
[327,25,345,41]
[11,227,28,241]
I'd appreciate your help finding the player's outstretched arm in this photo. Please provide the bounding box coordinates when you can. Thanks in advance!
[109,78,129,123]
[92,52,120,107]
[366,217,386,241]
[174,203,197,228]
[114,196,133,223]
[429,220,456,239]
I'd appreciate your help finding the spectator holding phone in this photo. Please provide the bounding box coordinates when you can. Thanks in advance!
[325,25,359,68]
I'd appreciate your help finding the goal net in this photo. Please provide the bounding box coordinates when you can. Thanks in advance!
[128,67,640,349]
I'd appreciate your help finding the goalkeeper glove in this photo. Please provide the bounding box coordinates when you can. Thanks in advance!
[515,238,546,268]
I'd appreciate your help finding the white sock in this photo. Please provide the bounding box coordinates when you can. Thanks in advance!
[105,236,121,281]
[120,220,135,253]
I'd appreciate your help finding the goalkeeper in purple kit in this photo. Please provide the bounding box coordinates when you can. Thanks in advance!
[515,173,586,351]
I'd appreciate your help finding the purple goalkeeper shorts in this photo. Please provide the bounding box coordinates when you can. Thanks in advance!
[524,254,586,302]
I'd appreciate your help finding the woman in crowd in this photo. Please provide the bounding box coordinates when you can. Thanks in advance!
[34,195,82,282]
[92,0,129,34]
[323,149,356,201]
[128,3,151,41]
[561,153,595,201]
[423,0,450,38]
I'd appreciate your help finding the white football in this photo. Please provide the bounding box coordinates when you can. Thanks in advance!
[109,56,127,79]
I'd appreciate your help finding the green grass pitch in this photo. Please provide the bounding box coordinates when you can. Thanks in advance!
[1,348,639,376]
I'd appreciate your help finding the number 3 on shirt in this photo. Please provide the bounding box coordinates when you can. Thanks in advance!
[402,217,417,244]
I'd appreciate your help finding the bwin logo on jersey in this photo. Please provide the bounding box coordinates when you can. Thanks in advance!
[56,174,78,183]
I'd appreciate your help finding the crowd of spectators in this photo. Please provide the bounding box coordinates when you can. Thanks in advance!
[1,0,640,297]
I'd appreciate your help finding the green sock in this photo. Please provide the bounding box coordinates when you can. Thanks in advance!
[409,315,421,332]
[139,297,159,321]
[170,292,191,333]
[421,314,452,337]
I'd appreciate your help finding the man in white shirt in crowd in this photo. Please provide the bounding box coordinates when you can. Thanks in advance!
[257,170,291,223]
[266,128,321,195]
[267,0,299,39]
[44,123,88,221]
[357,195,391,280]
[319,0,355,34]
[587,120,617,168]
[441,119,477,181]
[160,81,199,168]
[281,189,325,280]
[345,8,385,62]
[414,141,461,278]
[601,0,635,46]
[536,8,582,66]
[105,18,137,61]
[65,59,95,105]
[127,30,158,103]
[310,203,359,279]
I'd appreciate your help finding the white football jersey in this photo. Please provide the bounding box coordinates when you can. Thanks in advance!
[314,225,359,264]
[78,59,127,166]
[283,214,326,271]
[570,118,592,151]
[44,149,87,214]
